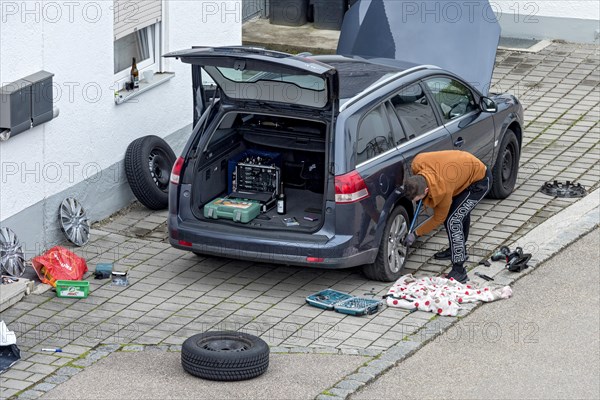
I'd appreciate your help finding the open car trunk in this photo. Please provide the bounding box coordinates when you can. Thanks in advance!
[190,112,328,232]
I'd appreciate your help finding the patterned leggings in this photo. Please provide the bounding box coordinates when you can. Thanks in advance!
[444,169,492,265]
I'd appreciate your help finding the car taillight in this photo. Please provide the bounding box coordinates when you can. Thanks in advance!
[170,157,184,185]
[335,170,369,204]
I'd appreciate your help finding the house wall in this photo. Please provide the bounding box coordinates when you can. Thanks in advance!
[0,0,241,256]
[494,0,597,20]
[493,0,600,43]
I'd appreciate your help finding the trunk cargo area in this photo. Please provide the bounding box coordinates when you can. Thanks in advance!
[190,112,328,232]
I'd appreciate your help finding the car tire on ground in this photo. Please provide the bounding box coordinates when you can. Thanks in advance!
[181,331,269,381]
[489,128,520,199]
[125,135,176,210]
[363,205,410,282]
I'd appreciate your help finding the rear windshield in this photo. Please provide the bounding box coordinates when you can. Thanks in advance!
[216,67,326,91]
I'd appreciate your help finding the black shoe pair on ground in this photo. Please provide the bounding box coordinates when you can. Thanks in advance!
[435,248,469,283]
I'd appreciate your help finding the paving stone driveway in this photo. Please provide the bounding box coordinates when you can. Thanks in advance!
[1,41,598,399]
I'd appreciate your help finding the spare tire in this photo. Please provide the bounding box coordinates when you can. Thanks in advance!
[125,135,176,210]
[181,331,269,381]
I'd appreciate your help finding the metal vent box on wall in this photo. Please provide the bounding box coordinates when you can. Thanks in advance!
[0,79,32,136]
[22,71,54,127]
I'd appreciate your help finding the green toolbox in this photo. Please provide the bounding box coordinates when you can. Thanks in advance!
[203,198,261,223]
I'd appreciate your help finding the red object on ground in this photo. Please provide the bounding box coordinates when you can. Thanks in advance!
[31,246,88,287]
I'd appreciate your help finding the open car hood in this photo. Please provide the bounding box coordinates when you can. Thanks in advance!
[337,0,500,95]
[165,47,338,110]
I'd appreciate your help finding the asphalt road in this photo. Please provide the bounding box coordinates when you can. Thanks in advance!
[353,228,600,400]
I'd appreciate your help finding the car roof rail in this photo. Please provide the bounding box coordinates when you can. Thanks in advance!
[339,65,441,112]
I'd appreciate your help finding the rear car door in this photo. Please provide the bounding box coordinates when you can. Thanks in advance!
[385,82,454,224]
[353,103,403,247]
[423,76,495,165]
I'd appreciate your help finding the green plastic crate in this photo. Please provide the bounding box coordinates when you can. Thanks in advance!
[203,198,261,223]
[55,280,89,299]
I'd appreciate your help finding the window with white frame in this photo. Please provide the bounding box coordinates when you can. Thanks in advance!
[113,0,162,87]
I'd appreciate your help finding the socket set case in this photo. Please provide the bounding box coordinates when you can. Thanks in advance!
[228,149,282,194]
[235,162,281,196]
[306,289,382,316]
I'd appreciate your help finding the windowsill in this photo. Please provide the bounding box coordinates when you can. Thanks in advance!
[114,72,175,105]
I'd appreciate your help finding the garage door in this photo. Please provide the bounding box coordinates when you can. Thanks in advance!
[243,0,266,21]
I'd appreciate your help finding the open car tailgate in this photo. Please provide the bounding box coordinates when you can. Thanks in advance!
[165,46,339,110]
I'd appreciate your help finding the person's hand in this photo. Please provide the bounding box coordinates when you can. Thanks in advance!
[403,232,417,247]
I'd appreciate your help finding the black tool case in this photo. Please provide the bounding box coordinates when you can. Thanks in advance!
[229,151,282,212]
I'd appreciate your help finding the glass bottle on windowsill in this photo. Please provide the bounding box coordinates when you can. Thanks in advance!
[131,57,139,89]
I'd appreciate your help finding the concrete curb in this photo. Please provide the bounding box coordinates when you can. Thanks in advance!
[512,188,600,264]
[12,345,121,400]
[0,279,34,312]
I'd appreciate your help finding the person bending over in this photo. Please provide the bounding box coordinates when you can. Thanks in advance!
[402,150,492,283]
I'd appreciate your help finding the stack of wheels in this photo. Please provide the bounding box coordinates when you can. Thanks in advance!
[125,135,176,210]
[181,331,270,381]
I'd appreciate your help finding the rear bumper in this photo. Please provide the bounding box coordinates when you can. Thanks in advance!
[169,217,377,269]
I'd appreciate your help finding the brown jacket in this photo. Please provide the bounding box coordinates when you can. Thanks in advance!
[412,151,486,236]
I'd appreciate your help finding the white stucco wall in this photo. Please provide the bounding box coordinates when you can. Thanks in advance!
[494,1,600,20]
[0,0,242,220]
[492,0,599,42]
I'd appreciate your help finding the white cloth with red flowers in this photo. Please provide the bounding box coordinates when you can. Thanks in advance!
[385,274,513,316]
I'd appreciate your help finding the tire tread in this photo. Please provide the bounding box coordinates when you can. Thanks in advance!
[124,135,175,210]
[488,129,520,199]
[181,331,269,381]
[363,206,409,282]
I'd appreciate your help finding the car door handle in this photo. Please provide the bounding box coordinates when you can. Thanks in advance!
[454,137,465,147]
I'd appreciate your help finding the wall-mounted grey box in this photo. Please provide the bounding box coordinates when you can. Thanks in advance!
[0,79,32,137]
[23,70,54,127]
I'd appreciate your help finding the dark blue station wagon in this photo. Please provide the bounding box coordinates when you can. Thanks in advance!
[164,45,523,282]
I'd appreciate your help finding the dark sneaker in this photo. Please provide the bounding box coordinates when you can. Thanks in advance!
[446,264,469,284]
[434,248,451,260]
[434,248,469,261]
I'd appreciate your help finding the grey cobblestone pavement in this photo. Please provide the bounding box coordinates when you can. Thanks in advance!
[1,41,598,399]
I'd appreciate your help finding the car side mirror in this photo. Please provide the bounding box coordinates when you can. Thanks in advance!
[480,97,497,113]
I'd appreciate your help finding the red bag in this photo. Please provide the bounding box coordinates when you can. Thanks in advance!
[31,246,88,287]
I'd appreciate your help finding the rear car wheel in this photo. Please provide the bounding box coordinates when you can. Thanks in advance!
[181,331,269,381]
[125,135,176,210]
[363,205,410,282]
[488,129,520,199]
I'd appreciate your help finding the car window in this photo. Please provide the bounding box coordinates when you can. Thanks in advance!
[384,101,408,145]
[390,84,438,139]
[356,105,394,164]
[425,77,477,121]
